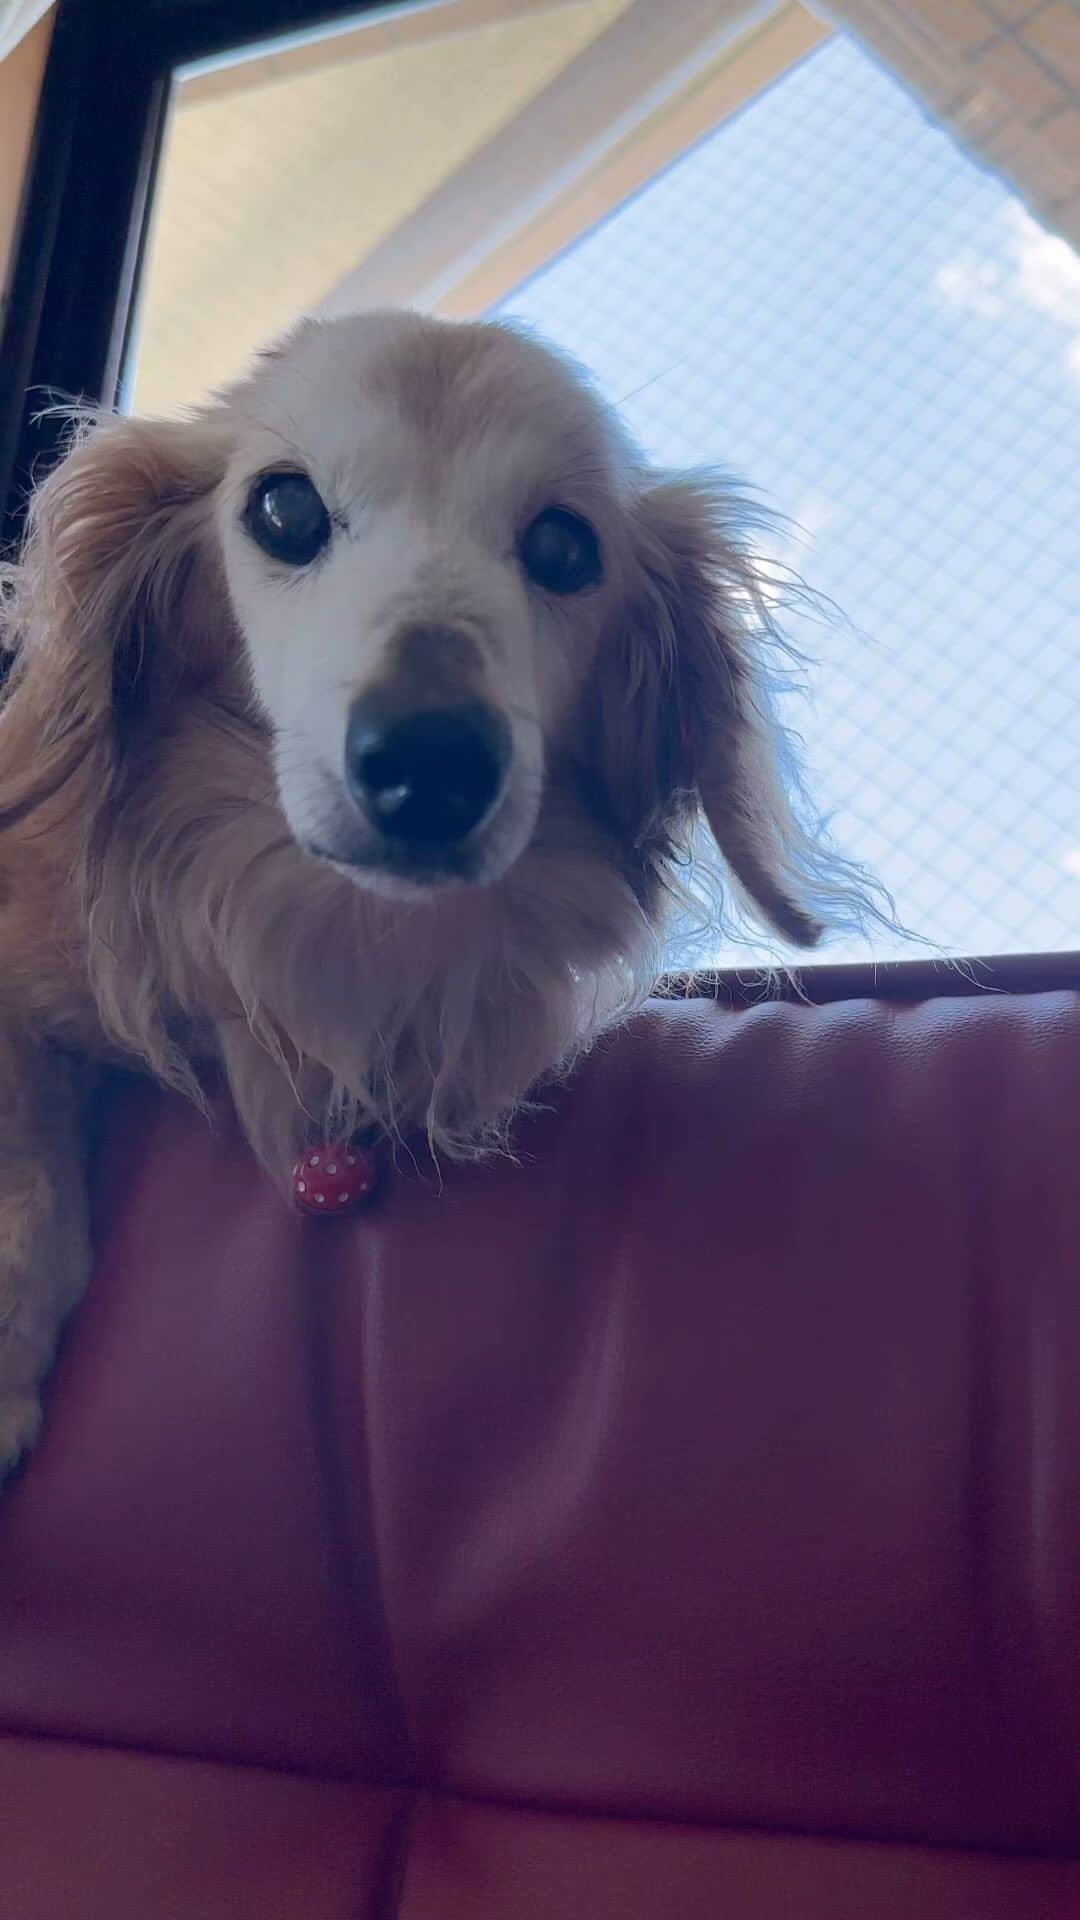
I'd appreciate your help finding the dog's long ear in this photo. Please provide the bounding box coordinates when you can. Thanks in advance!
[0,409,231,830]
[599,471,870,947]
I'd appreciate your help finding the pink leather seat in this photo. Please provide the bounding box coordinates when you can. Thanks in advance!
[1,992,1078,1916]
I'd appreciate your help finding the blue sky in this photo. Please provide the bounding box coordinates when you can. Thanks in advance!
[495,33,1080,965]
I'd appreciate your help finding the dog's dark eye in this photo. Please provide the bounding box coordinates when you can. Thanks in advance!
[519,507,602,595]
[244,471,331,567]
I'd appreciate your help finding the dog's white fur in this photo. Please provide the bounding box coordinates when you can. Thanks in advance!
[0,310,868,1474]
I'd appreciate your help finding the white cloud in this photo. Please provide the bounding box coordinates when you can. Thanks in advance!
[790,490,836,552]
[934,202,1080,383]
[1061,847,1080,879]
[935,254,1006,319]
[1010,204,1080,329]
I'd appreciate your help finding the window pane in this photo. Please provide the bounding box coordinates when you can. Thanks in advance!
[127,4,1080,968]
[493,34,1080,964]
[128,0,634,416]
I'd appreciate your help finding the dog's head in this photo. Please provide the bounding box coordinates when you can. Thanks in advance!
[2,310,880,1050]
[214,313,848,942]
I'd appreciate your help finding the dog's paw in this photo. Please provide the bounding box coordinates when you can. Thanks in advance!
[0,1390,43,1483]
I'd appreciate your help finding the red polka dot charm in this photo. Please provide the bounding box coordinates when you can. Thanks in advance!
[292,1143,378,1216]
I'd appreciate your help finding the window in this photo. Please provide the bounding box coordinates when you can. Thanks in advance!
[126,0,639,416]
[491,37,1080,965]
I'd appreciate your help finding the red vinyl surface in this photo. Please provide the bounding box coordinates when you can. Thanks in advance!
[1,992,1078,1914]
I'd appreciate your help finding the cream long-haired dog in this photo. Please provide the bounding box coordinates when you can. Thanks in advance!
[0,310,867,1475]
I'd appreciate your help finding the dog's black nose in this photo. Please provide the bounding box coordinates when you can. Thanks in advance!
[345,699,510,846]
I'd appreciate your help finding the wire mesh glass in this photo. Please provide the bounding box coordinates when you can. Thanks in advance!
[493,33,1080,965]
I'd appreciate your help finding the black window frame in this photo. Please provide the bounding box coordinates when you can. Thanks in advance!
[1,0,1077,1002]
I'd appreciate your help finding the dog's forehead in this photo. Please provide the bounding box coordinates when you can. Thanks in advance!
[241,312,628,498]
